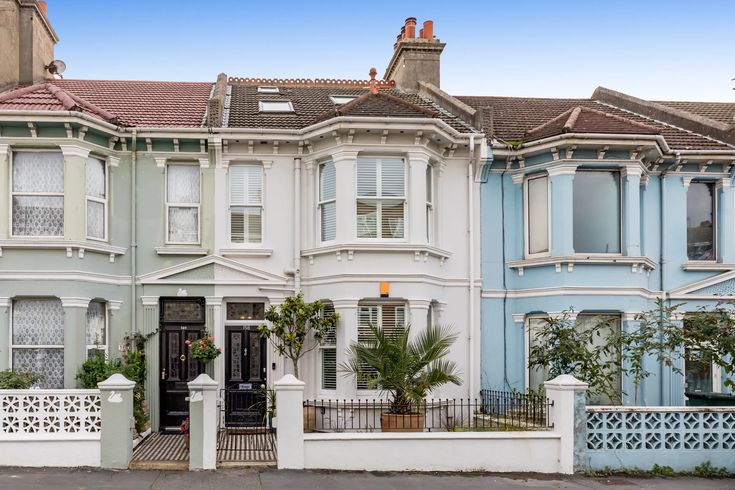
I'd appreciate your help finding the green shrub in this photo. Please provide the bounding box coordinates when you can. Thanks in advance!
[77,351,148,434]
[0,370,42,389]
[650,464,675,477]
[692,462,729,478]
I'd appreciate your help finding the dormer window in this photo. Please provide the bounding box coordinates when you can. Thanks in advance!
[329,95,356,105]
[257,86,279,94]
[259,100,294,113]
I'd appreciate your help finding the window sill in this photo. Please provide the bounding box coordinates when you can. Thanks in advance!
[0,239,126,262]
[302,243,451,265]
[682,261,735,272]
[155,246,209,256]
[507,255,656,276]
[220,248,273,258]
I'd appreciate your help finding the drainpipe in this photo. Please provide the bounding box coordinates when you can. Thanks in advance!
[659,153,676,403]
[468,135,476,399]
[293,157,302,293]
[130,130,138,333]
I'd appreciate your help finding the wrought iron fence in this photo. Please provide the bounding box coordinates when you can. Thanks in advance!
[303,391,552,433]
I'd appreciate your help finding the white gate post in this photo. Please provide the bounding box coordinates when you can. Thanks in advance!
[188,373,218,470]
[274,374,305,469]
[98,374,136,469]
[545,374,588,474]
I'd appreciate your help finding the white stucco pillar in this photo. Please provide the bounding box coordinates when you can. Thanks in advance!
[409,299,431,336]
[407,152,430,244]
[333,151,358,242]
[304,160,316,248]
[188,373,219,470]
[274,374,305,469]
[717,178,735,264]
[622,165,642,257]
[205,296,224,390]
[333,300,358,399]
[0,297,9,371]
[213,156,228,254]
[545,374,588,474]
[140,296,160,431]
[0,144,10,239]
[547,165,578,256]
[59,145,91,242]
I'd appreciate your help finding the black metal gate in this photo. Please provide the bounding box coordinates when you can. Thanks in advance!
[222,387,268,427]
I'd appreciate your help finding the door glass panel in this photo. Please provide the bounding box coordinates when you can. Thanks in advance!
[249,332,261,381]
[163,300,204,323]
[231,332,243,381]
[168,332,180,381]
[226,302,265,321]
[187,331,200,380]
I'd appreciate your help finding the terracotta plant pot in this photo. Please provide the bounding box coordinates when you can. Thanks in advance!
[380,412,425,432]
[303,404,317,432]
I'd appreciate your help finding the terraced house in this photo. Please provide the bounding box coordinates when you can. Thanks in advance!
[0,3,484,431]
[467,90,735,405]
[1,0,733,439]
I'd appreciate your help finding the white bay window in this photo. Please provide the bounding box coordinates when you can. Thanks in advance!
[11,298,64,389]
[229,164,263,244]
[319,161,336,242]
[12,151,64,237]
[356,157,405,239]
[85,157,107,240]
[525,174,549,256]
[166,164,200,244]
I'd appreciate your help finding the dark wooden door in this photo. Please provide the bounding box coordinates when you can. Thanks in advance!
[160,327,203,430]
[224,327,267,426]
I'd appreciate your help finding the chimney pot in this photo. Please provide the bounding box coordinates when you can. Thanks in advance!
[419,28,424,38]
[400,25,406,40]
[405,17,417,38]
[423,20,433,40]
[38,1,47,15]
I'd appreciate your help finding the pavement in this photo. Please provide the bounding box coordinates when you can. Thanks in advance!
[0,468,733,489]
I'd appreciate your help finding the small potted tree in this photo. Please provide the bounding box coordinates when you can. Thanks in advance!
[341,323,461,432]
[259,294,339,430]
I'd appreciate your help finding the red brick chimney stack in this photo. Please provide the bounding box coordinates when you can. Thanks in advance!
[405,17,416,39]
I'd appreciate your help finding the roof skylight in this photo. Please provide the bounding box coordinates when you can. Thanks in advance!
[330,95,357,105]
[257,86,280,94]
[259,100,294,113]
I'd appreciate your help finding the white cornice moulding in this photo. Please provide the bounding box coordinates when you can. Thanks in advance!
[106,155,120,167]
[59,145,91,159]
[61,297,91,308]
[622,312,641,322]
[546,164,579,178]
[512,313,526,323]
[205,296,223,306]
[219,248,273,258]
[107,300,123,311]
[198,157,209,168]
[511,173,525,185]
[621,164,643,178]
[331,299,360,309]
[155,247,209,256]
[0,144,10,158]
[155,157,167,168]
[408,299,432,310]
[0,297,9,308]
[141,296,159,307]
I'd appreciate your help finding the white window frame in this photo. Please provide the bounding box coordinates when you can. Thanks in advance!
[165,163,201,245]
[572,169,623,256]
[228,164,264,246]
[317,300,337,393]
[257,86,280,94]
[329,95,356,105]
[9,298,64,389]
[318,161,336,243]
[355,157,407,241]
[524,173,551,258]
[85,156,108,242]
[258,100,294,113]
[85,300,108,359]
[356,301,406,393]
[10,150,65,238]
[686,180,718,263]
[426,164,434,243]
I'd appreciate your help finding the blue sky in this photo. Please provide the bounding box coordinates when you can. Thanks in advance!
[50,0,734,101]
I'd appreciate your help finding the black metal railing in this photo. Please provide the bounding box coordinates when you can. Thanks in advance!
[303,392,552,433]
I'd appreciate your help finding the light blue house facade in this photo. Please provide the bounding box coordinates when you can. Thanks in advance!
[460,91,735,406]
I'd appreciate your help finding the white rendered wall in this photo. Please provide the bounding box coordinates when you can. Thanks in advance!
[0,438,100,467]
[303,432,561,473]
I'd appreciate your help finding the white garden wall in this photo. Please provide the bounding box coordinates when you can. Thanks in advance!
[0,437,100,467]
[303,432,562,473]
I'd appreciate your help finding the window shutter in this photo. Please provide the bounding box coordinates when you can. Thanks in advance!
[321,349,337,390]
[321,302,336,345]
[380,158,404,197]
[356,157,377,197]
[357,306,379,343]
[320,162,336,241]
[230,165,262,205]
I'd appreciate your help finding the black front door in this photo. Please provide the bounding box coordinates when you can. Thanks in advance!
[159,298,206,431]
[224,326,267,426]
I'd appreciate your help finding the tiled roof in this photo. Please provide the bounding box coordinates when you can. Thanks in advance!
[0,79,213,127]
[654,100,735,126]
[456,95,733,151]
[226,84,475,132]
[525,106,660,142]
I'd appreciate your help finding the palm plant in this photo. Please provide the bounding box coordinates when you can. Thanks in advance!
[340,323,462,414]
